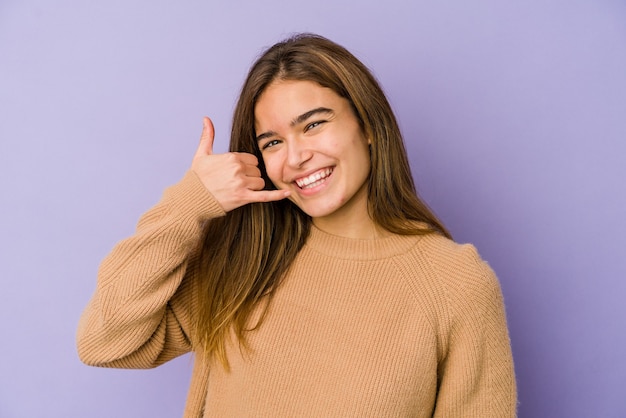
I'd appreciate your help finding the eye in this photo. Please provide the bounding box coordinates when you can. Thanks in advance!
[304,120,325,132]
[261,139,281,150]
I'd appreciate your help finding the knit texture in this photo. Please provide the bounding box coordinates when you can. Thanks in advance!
[77,171,517,417]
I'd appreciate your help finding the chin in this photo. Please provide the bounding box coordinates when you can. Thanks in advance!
[297,207,326,218]
[295,202,340,219]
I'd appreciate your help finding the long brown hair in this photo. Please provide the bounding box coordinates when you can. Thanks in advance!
[194,33,451,367]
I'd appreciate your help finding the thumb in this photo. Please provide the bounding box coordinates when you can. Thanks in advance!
[196,116,215,157]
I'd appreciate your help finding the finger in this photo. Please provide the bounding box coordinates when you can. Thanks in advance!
[195,116,215,157]
[248,189,291,203]
[245,176,267,191]
[234,152,259,166]
[244,165,262,178]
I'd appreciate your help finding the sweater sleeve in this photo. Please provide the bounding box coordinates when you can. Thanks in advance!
[76,170,225,369]
[433,245,517,417]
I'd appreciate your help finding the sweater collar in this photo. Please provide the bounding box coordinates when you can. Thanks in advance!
[304,224,423,261]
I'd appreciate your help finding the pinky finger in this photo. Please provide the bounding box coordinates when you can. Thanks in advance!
[250,189,291,203]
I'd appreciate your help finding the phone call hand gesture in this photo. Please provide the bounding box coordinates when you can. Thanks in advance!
[191,117,290,212]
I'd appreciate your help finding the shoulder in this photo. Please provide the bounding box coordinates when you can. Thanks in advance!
[414,234,507,336]
[416,233,499,291]
[395,234,508,349]
[395,233,504,316]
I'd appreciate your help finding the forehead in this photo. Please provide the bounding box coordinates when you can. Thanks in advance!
[254,80,343,125]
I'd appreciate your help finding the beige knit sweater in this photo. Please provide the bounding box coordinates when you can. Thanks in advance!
[77,171,517,417]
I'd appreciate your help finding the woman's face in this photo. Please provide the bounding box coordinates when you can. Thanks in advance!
[254,79,371,223]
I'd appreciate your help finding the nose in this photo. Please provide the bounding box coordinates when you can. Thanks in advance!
[286,139,313,168]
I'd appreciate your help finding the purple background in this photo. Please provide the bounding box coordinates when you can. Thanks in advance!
[1,1,625,417]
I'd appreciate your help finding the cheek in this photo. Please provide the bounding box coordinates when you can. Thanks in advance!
[261,155,282,184]
[350,137,372,168]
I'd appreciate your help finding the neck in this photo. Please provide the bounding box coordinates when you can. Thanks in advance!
[312,212,389,240]
[311,182,391,239]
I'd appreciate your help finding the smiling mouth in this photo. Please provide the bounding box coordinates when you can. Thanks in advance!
[295,168,333,189]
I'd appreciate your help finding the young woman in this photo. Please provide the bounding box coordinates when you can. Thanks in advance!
[77,33,517,417]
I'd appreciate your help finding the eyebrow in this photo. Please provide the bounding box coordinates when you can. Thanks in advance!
[256,107,334,142]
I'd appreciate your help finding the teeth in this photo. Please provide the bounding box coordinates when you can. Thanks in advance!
[295,168,333,188]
